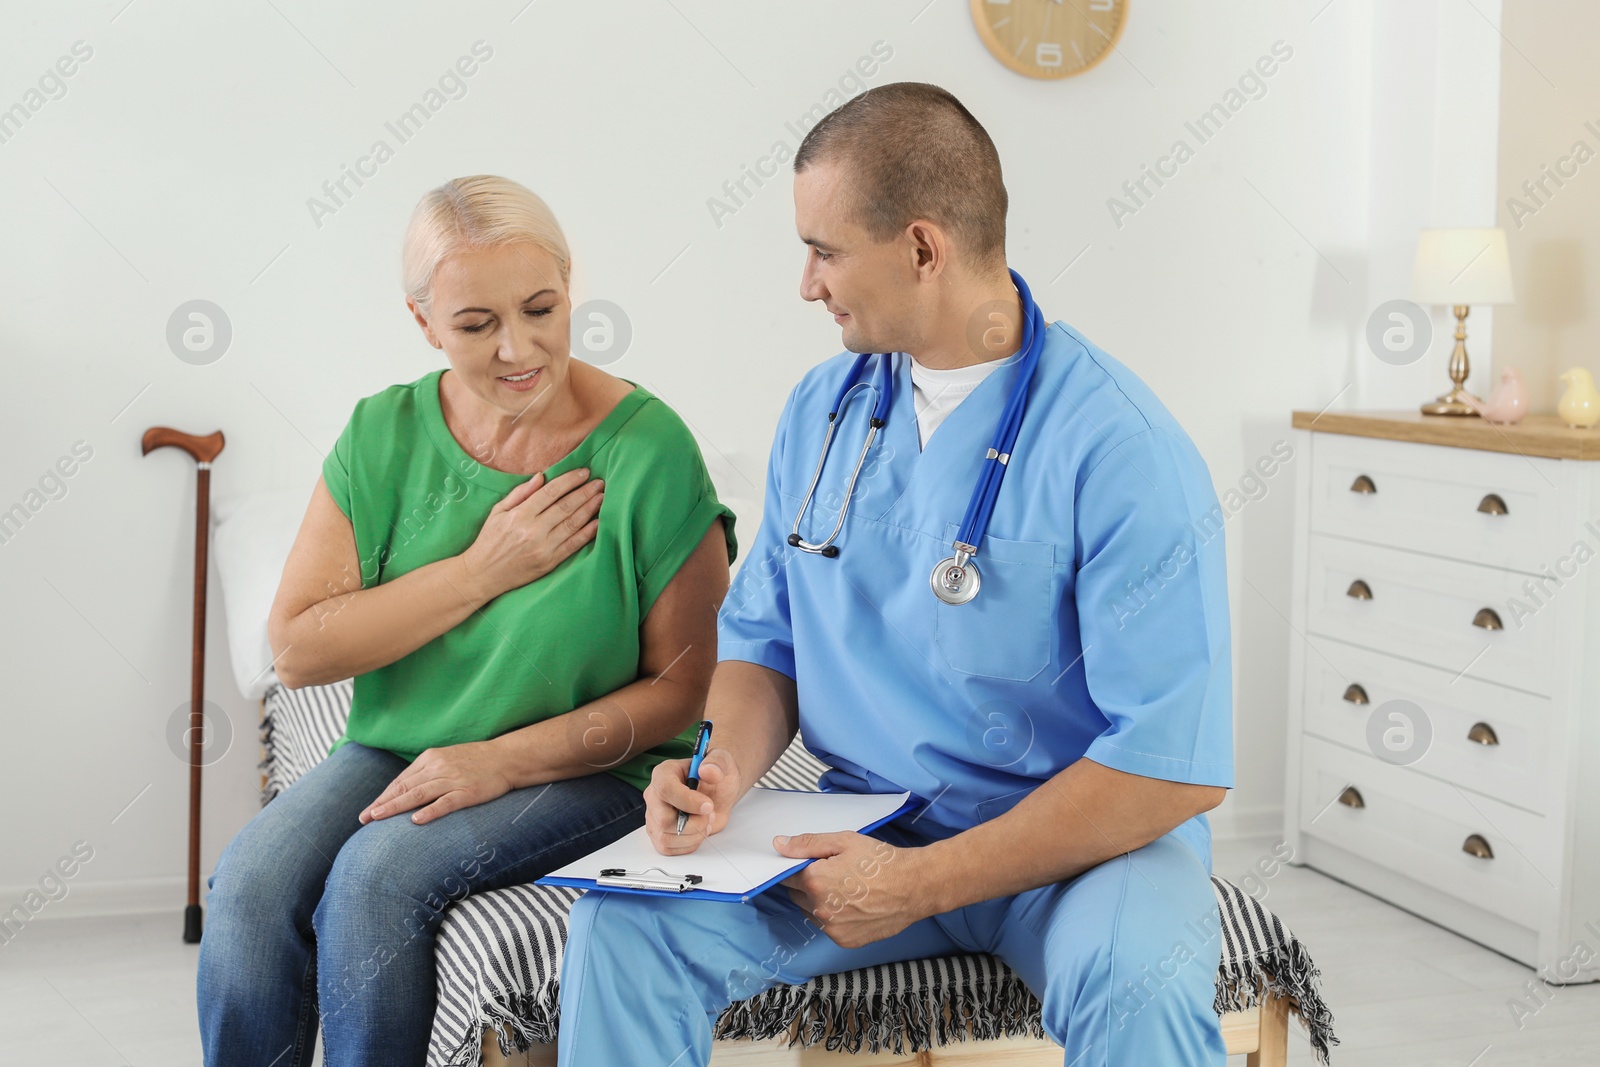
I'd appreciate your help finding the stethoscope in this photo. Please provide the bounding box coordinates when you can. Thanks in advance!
[787,268,1046,606]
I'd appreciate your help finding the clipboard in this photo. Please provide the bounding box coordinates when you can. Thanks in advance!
[538,787,919,903]
[596,867,703,892]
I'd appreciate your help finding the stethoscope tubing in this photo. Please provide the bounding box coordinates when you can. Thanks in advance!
[787,355,892,555]
[789,268,1043,563]
[954,270,1044,552]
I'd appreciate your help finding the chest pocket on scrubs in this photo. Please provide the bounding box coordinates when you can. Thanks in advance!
[934,529,1056,682]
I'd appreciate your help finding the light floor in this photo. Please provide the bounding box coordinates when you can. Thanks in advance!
[1,834,1595,1065]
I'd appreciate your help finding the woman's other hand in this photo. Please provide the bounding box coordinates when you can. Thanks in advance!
[460,468,604,600]
[642,746,745,857]
[359,741,516,825]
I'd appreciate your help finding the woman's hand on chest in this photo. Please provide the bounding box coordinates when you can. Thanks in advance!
[459,467,606,602]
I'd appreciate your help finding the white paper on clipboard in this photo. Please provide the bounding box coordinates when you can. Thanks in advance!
[538,787,915,901]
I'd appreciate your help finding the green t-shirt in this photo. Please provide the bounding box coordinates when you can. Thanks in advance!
[318,369,737,792]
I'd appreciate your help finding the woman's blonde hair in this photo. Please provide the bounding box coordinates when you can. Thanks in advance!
[401,175,571,318]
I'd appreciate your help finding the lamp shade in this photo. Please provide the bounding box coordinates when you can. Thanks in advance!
[1411,227,1515,306]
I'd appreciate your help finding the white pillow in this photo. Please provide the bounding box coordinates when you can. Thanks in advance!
[211,488,311,701]
[698,445,761,571]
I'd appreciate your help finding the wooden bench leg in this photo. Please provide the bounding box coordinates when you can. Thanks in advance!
[481,1027,548,1066]
[1247,993,1289,1067]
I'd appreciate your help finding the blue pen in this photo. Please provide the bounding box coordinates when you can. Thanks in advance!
[675,720,713,836]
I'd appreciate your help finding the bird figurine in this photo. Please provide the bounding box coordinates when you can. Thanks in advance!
[1558,368,1600,429]
[1463,368,1529,424]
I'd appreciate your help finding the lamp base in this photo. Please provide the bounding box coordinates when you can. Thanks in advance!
[1421,386,1482,417]
[1421,305,1483,417]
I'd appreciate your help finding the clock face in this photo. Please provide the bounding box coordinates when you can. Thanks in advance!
[969,0,1127,80]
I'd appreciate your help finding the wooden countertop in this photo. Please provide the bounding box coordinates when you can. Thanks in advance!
[1289,410,1600,460]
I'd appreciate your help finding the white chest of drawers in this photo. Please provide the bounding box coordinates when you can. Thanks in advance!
[1283,411,1600,981]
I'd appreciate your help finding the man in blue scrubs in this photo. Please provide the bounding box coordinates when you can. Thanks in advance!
[558,82,1233,1066]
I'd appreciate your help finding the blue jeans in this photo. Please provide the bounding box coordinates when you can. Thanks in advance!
[196,740,645,1067]
[557,820,1225,1066]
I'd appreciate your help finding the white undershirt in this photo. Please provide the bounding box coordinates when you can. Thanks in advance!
[908,351,1023,450]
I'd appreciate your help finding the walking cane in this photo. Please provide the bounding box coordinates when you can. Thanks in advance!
[141,426,226,944]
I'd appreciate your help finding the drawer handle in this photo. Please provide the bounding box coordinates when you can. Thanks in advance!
[1342,684,1370,705]
[1473,607,1503,631]
[1467,722,1500,746]
[1462,834,1494,860]
[1346,579,1373,600]
[1337,786,1365,809]
[1349,474,1377,494]
[1477,493,1509,516]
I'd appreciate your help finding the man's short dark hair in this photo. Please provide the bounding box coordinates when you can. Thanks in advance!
[794,82,1007,272]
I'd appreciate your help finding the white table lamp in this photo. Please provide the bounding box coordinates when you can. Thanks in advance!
[1411,227,1516,416]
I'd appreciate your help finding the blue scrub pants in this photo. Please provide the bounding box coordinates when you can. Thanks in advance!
[557,820,1226,1066]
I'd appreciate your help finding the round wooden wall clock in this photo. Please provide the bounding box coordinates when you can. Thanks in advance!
[969,0,1127,79]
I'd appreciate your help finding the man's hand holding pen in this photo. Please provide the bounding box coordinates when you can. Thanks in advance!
[643,746,746,856]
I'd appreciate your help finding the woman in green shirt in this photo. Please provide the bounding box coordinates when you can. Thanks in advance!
[196,175,737,1067]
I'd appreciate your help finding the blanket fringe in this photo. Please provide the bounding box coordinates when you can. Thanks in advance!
[439,979,565,1067]
[714,971,1049,1056]
[256,708,280,806]
[1212,931,1338,1065]
[703,936,1336,1064]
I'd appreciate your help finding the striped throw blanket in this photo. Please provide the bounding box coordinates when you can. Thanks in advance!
[260,681,1337,1065]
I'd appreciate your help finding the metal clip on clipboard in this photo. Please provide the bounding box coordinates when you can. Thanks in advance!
[597,866,704,892]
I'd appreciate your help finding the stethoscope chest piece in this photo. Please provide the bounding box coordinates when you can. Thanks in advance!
[930,552,981,606]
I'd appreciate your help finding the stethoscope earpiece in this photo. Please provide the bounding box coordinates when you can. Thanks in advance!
[788,531,842,556]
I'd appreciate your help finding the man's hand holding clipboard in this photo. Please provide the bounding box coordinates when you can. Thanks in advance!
[639,719,930,949]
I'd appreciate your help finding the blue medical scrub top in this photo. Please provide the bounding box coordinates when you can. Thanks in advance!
[718,320,1234,866]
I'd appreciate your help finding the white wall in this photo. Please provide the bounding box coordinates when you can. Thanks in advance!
[1493,0,1600,413]
[0,0,1501,915]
